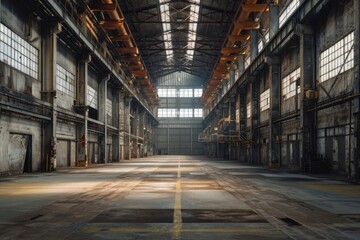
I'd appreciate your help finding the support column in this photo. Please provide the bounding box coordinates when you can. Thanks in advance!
[42,22,61,171]
[229,95,236,159]
[238,55,245,75]
[112,89,120,162]
[118,91,125,160]
[124,97,132,160]
[131,107,139,158]
[76,54,91,166]
[250,30,259,61]
[99,74,110,163]
[250,76,259,164]
[353,0,360,182]
[296,24,316,171]
[269,4,279,38]
[139,111,145,158]
[239,89,247,162]
[229,66,236,87]
[266,56,281,167]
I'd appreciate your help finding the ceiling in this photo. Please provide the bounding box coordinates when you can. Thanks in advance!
[117,0,242,84]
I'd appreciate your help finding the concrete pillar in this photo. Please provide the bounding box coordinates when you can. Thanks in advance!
[266,56,281,167]
[269,4,279,38]
[99,74,110,163]
[250,76,259,164]
[112,89,120,162]
[353,0,360,182]
[238,55,245,75]
[296,24,316,171]
[76,54,91,166]
[250,30,259,61]
[239,89,247,162]
[124,97,132,160]
[229,95,236,159]
[131,107,139,158]
[139,111,145,158]
[118,92,126,160]
[230,67,235,87]
[41,22,61,171]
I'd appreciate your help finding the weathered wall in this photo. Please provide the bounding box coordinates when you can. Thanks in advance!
[0,115,42,173]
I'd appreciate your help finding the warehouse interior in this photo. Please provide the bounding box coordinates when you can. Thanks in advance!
[1,0,360,239]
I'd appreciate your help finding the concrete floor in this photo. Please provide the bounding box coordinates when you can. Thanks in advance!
[0,156,360,240]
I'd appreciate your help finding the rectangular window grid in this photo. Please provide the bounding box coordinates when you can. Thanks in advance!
[245,54,251,69]
[158,108,177,118]
[247,102,251,119]
[282,67,300,100]
[87,86,98,109]
[157,88,177,97]
[0,23,38,79]
[260,89,270,112]
[194,88,203,97]
[258,31,270,52]
[320,32,354,83]
[179,108,193,118]
[179,89,193,97]
[194,108,203,118]
[106,98,112,117]
[279,0,300,27]
[235,69,240,80]
[56,64,75,97]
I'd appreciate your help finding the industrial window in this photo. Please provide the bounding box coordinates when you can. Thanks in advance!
[158,108,177,118]
[247,102,251,118]
[157,88,177,97]
[194,88,203,97]
[159,0,173,61]
[258,31,270,52]
[186,0,200,61]
[87,86,98,109]
[179,89,193,97]
[106,99,112,117]
[245,54,251,69]
[194,108,203,118]
[282,67,300,100]
[235,69,240,80]
[320,32,354,83]
[260,89,270,111]
[0,23,38,79]
[56,64,75,97]
[279,0,300,27]
[179,108,193,118]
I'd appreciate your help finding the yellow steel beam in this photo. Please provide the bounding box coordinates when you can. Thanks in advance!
[228,34,250,42]
[110,35,132,41]
[100,20,124,29]
[90,3,117,11]
[117,47,139,54]
[242,4,269,12]
[237,21,260,30]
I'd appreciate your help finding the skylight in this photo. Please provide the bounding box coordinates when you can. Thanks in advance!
[159,0,173,61]
[186,0,200,61]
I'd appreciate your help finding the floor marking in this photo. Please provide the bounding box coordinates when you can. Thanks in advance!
[81,227,280,233]
[172,159,182,240]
